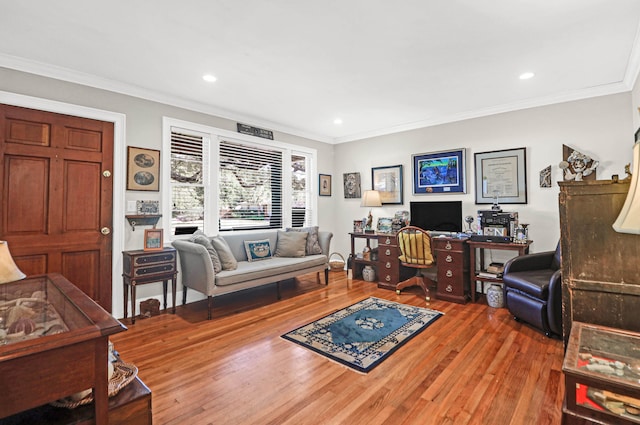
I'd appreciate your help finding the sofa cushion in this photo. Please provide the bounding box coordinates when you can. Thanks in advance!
[211,236,238,270]
[189,232,222,272]
[244,239,273,262]
[215,255,327,286]
[287,226,322,255]
[275,230,307,257]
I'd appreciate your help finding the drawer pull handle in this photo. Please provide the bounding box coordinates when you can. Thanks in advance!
[385,249,391,256]
[385,275,391,282]
[385,262,391,269]
[445,255,453,263]
[446,285,453,292]
[446,270,453,278]
[445,241,452,250]
[385,238,391,244]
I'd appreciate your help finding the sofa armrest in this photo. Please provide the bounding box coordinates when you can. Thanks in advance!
[547,269,563,336]
[318,231,333,257]
[503,250,555,274]
[172,240,216,296]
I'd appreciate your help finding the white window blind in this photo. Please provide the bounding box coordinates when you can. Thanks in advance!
[219,140,283,231]
[170,129,205,235]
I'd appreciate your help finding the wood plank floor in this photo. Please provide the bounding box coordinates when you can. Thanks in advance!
[110,272,566,425]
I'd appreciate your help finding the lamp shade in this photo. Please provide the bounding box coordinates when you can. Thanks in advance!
[613,141,640,234]
[361,190,382,207]
[0,241,26,284]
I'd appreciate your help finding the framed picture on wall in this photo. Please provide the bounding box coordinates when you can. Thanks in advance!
[474,147,527,204]
[412,148,466,194]
[319,174,332,196]
[372,165,403,204]
[127,147,160,191]
[343,172,361,198]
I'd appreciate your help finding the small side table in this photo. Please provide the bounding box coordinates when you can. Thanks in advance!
[122,247,177,324]
[467,240,531,302]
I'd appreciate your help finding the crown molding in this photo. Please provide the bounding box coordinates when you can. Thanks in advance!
[1,52,636,146]
[333,82,632,144]
[0,53,333,144]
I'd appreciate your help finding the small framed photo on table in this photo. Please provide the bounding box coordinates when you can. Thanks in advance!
[143,229,164,251]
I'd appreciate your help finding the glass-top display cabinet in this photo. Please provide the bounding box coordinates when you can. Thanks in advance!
[0,273,125,424]
[563,321,640,424]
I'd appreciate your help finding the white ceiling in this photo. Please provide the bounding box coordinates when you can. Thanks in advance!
[2,1,640,144]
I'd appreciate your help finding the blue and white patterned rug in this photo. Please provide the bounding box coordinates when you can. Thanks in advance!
[282,297,443,373]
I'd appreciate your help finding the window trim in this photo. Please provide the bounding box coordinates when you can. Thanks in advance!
[162,117,317,240]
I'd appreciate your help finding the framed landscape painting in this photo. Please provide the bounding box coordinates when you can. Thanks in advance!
[412,149,466,194]
[372,165,403,205]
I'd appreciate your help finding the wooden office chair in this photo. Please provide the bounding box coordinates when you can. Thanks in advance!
[396,226,436,302]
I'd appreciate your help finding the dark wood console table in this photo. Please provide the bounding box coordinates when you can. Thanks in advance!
[122,248,177,324]
[0,273,126,425]
[467,240,532,302]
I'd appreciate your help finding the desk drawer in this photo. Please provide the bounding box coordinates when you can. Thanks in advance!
[437,250,464,267]
[131,262,175,278]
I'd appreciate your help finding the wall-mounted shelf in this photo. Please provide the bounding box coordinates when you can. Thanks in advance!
[125,214,161,231]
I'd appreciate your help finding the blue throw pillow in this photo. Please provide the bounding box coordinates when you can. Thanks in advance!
[244,239,273,262]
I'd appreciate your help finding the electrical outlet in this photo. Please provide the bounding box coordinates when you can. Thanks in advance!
[127,201,137,212]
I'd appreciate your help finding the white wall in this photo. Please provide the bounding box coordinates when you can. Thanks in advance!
[331,93,636,262]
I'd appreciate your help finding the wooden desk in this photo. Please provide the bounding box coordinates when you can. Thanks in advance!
[122,248,177,324]
[467,240,532,302]
[349,232,380,281]
[0,274,126,425]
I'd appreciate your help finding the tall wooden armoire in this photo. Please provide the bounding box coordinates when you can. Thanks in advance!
[559,179,640,344]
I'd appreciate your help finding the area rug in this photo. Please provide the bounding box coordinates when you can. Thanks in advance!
[281,297,443,373]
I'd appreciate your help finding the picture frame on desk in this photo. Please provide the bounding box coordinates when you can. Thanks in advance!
[353,220,364,233]
[143,228,163,251]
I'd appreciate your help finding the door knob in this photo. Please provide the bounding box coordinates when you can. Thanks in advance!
[101,227,111,235]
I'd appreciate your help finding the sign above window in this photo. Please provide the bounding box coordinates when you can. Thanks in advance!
[237,123,274,140]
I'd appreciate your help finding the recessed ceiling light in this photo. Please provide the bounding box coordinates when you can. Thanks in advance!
[334,118,343,125]
[202,74,217,83]
[519,72,535,80]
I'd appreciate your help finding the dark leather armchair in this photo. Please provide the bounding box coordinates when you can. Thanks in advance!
[502,242,562,338]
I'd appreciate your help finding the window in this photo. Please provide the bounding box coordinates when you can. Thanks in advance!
[219,140,283,230]
[291,153,312,227]
[169,129,207,236]
[164,118,316,238]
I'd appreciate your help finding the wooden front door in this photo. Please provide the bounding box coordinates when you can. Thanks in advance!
[0,104,114,311]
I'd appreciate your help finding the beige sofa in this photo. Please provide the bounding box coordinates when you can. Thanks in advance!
[172,228,333,319]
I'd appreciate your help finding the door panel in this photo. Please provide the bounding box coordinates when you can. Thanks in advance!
[0,104,114,311]
[4,155,49,233]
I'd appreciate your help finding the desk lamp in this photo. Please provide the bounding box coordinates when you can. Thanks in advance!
[613,141,640,234]
[0,241,26,284]
[361,190,382,233]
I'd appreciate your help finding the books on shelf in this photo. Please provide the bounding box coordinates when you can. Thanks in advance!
[477,271,503,279]
[486,262,504,274]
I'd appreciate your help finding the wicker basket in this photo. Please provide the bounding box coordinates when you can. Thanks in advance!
[328,252,346,271]
[49,361,138,409]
